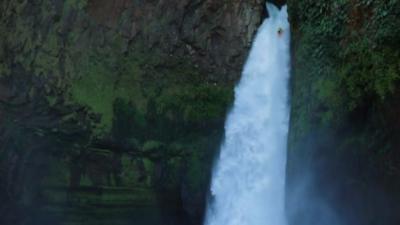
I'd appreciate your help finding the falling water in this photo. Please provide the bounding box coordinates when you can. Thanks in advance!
[205,3,290,225]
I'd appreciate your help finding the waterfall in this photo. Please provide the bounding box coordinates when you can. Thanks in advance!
[204,3,290,225]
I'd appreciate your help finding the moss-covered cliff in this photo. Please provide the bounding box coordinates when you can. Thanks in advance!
[0,1,265,224]
[286,0,400,224]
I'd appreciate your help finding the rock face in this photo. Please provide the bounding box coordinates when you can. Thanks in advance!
[286,1,400,224]
[87,0,265,82]
[0,1,266,225]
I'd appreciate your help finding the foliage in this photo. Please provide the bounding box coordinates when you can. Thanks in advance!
[288,0,400,139]
[287,0,400,208]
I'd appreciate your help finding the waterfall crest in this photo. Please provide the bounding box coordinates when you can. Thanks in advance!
[205,3,290,225]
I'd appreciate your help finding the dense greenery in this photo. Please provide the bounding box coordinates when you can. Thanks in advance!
[287,0,400,224]
[289,0,400,136]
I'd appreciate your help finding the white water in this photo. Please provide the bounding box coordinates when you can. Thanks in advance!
[205,3,290,225]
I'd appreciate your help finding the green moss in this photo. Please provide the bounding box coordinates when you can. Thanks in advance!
[69,46,143,133]
[158,83,233,123]
[70,40,233,134]
[70,64,118,132]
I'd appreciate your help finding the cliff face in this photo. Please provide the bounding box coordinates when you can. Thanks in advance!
[0,1,265,224]
[286,1,400,224]
[86,0,264,82]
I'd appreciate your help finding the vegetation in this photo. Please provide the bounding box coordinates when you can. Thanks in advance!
[0,0,234,224]
[288,0,400,136]
[287,0,400,223]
